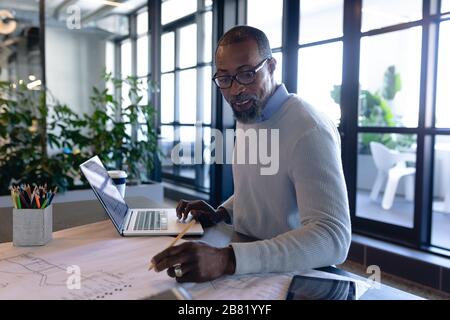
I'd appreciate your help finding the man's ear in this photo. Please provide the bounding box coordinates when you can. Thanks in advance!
[268,57,277,75]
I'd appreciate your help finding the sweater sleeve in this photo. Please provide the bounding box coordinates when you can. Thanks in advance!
[230,124,351,274]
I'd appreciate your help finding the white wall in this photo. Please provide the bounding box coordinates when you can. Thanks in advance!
[45,26,108,115]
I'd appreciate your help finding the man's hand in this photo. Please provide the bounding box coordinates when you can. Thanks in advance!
[151,242,236,283]
[176,199,229,228]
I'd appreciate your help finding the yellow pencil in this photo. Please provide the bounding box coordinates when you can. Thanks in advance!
[148,219,197,271]
[10,189,17,209]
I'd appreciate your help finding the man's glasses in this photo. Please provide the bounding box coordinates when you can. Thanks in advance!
[212,57,270,89]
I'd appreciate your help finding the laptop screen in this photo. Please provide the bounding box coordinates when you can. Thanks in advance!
[79,156,129,232]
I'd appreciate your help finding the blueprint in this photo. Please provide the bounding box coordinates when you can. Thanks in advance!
[0,222,178,300]
[0,221,370,300]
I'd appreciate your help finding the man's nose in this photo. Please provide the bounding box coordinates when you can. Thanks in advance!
[229,79,246,96]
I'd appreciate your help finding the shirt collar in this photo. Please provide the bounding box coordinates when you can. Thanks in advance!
[259,84,290,122]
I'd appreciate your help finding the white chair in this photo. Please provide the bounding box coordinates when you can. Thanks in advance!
[369,142,415,210]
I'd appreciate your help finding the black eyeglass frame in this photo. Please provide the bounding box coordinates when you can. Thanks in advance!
[212,57,271,89]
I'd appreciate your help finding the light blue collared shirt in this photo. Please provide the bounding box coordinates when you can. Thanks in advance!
[259,84,291,122]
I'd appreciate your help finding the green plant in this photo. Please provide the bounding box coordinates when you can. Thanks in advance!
[331,65,413,154]
[0,72,160,195]
[0,82,90,194]
[86,72,159,182]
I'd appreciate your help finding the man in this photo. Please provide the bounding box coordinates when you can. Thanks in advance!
[151,26,351,283]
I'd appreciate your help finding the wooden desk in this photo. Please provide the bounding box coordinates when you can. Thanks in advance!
[0,197,422,300]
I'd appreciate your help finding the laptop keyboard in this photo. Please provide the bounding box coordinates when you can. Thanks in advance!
[133,210,168,231]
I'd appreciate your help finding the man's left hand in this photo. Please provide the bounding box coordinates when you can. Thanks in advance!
[151,242,236,283]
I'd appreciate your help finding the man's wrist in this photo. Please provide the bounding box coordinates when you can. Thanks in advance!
[216,206,231,224]
[222,246,236,275]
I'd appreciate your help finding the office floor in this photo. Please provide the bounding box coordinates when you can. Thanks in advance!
[338,260,450,300]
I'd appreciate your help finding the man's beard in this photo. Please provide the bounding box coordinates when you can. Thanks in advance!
[230,94,263,124]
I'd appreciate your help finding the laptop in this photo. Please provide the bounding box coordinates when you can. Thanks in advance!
[79,155,204,236]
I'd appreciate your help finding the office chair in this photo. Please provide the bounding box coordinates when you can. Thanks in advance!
[369,142,415,210]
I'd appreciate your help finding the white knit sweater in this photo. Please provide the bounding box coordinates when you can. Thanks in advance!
[221,95,351,275]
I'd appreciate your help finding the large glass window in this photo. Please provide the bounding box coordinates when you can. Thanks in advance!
[431,135,450,250]
[359,28,422,128]
[435,21,450,128]
[160,3,212,193]
[361,0,422,32]
[351,2,450,253]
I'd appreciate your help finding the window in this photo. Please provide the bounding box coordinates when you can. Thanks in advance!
[247,0,284,86]
[354,2,424,229]
[431,135,450,250]
[247,0,283,48]
[297,42,342,125]
[435,21,450,128]
[160,73,174,123]
[137,35,149,77]
[430,17,450,251]
[161,32,175,72]
[297,0,344,126]
[121,40,132,78]
[179,69,197,124]
[115,8,151,179]
[359,28,422,128]
[161,0,197,25]
[299,0,343,44]
[137,11,148,35]
[443,0,450,13]
[179,24,197,68]
[341,1,450,255]
[361,0,422,32]
[160,2,213,193]
[354,20,423,233]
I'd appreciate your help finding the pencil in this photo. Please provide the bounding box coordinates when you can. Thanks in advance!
[148,219,197,271]
[35,193,41,209]
[16,193,22,209]
[18,191,28,208]
[10,189,17,209]
[41,198,48,209]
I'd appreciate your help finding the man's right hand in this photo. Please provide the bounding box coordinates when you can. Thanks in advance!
[176,200,228,228]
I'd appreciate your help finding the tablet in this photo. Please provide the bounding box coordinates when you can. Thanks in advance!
[286,275,356,300]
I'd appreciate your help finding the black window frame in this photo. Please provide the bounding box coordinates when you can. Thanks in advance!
[340,0,450,257]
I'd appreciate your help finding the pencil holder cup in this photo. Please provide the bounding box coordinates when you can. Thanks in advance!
[13,205,53,246]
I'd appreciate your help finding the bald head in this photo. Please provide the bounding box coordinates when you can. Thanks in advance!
[216,25,272,60]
